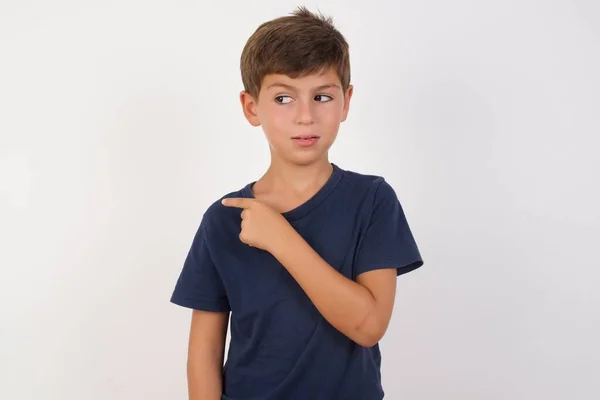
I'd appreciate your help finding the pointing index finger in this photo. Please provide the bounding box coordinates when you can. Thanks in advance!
[221,197,254,209]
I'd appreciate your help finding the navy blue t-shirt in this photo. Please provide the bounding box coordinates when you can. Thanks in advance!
[171,163,423,400]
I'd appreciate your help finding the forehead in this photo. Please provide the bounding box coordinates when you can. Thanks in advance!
[261,67,342,91]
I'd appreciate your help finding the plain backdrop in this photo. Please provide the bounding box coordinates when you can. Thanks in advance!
[1,1,599,399]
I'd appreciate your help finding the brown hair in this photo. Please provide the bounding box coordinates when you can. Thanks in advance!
[240,6,351,100]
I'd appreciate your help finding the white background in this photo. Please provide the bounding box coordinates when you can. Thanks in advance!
[1,1,599,399]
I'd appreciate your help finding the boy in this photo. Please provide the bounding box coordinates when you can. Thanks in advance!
[171,7,423,400]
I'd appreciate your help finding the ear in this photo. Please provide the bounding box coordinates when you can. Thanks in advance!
[341,84,354,122]
[240,91,261,127]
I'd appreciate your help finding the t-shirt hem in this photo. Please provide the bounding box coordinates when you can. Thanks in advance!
[356,258,424,277]
[170,293,230,312]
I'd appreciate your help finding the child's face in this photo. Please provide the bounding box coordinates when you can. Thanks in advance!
[240,67,353,166]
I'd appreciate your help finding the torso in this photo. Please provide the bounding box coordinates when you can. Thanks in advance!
[200,163,421,400]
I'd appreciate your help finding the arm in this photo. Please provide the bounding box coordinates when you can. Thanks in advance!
[221,181,422,347]
[272,232,396,348]
[187,310,229,400]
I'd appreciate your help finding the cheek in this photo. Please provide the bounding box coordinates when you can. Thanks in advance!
[318,105,343,127]
[258,105,290,137]
[270,108,294,128]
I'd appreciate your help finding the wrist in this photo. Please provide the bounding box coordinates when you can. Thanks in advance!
[270,224,299,260]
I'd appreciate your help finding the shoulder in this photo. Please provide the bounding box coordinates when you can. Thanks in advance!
[198,187,248,234]
[339,167,398,203]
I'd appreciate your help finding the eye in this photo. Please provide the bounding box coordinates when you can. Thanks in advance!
[275,95,293,104]
[315,94,333,102]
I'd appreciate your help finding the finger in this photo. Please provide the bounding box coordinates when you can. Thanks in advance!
[239,228,248,243]
[221,198,254,209]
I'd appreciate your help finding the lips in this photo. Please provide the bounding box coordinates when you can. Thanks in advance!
[292,135,320,147]
[292,135,320,139]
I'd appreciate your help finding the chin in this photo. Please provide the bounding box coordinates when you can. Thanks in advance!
[282,150,329,166]
[268,136,336,166]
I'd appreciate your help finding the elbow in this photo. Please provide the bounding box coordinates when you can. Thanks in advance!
[354,330,383,348]
[355,337,377,348]
[352,308,387,348]
[353,322,386,348]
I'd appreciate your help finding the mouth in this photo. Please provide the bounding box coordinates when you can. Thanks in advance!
[291,135,320,147]
[291,135,320,140]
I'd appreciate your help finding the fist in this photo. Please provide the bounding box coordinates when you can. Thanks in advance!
[221,197,292,253]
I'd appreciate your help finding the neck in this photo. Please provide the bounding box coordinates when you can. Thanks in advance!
[258,155,333,196]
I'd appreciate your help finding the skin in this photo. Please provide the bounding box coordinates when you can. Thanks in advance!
[187,310,228,399]
[187,67,397,399]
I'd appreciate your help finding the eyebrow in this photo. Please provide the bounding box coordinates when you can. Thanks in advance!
[266,83,341,91]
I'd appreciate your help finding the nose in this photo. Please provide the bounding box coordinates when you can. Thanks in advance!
[295,99,314,125]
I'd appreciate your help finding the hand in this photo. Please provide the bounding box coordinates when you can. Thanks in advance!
[221,197,294,254]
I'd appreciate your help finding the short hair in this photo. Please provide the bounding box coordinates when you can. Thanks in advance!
[240,6,351,100]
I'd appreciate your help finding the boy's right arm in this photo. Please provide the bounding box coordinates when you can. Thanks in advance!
[187,309,229,400]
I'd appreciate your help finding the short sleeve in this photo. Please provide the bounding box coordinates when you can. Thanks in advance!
[170,217,230,312]
[354,179,424,277]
